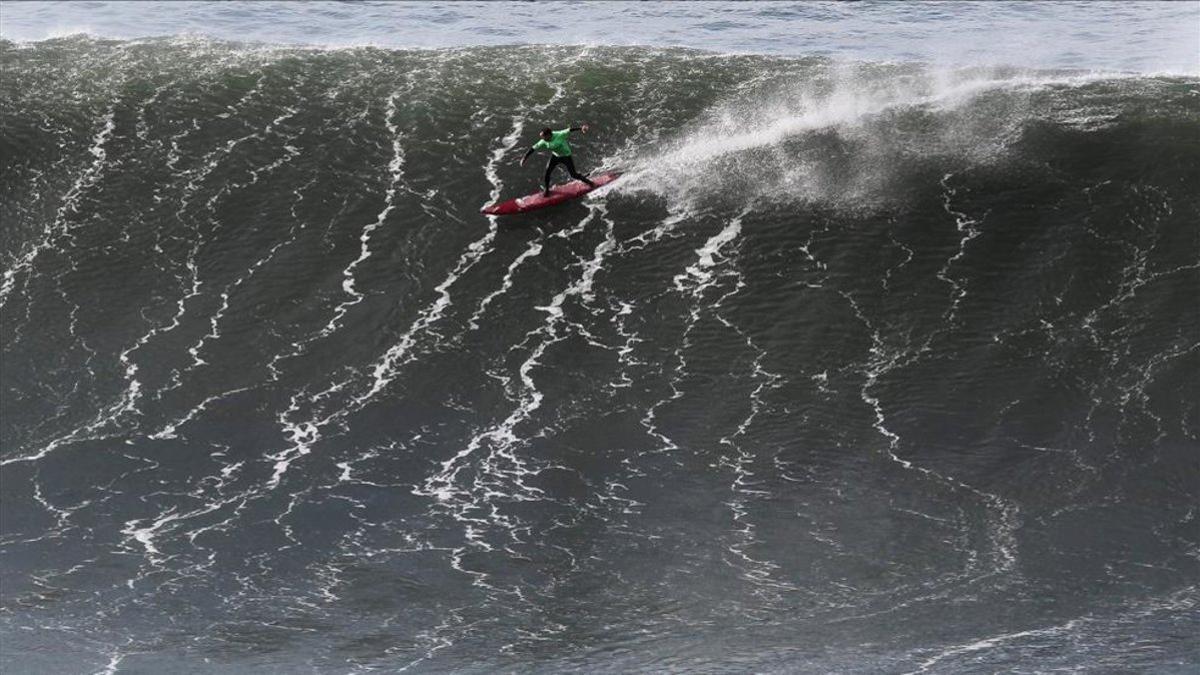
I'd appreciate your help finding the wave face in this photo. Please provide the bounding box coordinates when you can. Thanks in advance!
[1,37,1198,673]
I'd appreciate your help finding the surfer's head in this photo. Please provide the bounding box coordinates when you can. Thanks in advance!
[540,127,553,140]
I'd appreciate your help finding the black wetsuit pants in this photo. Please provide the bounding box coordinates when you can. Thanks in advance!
[544,155,595,192]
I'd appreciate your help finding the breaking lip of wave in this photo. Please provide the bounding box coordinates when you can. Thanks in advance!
[2,0,1197,74]
[3,29,1197,77]
[607,65,1170,210]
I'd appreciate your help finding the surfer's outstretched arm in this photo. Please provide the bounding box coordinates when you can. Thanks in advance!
[519,147,537,166]
[569,124,590,133]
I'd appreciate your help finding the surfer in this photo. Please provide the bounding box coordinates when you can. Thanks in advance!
[520,125,596,197]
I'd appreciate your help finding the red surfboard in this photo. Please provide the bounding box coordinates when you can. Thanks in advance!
[482,172,620,216]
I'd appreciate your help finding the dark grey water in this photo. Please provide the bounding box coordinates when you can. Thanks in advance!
[2,4,1199,675]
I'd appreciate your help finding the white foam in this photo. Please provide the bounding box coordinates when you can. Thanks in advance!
[1,107,116,308]
[320,91,406,338]
[613,69,1146,206]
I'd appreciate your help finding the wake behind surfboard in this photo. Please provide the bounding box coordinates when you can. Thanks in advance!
[482,172,620,216]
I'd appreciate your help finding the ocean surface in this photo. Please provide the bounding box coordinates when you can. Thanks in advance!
[2,2,1199,673]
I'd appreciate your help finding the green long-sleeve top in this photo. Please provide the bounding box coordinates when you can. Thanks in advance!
[530,128,574,157]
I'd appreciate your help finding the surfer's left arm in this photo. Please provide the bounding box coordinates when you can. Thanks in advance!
[569,124,590,134]
[519,146,537,166]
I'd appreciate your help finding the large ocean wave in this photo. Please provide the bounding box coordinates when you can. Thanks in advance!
[1,37,1198,673]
